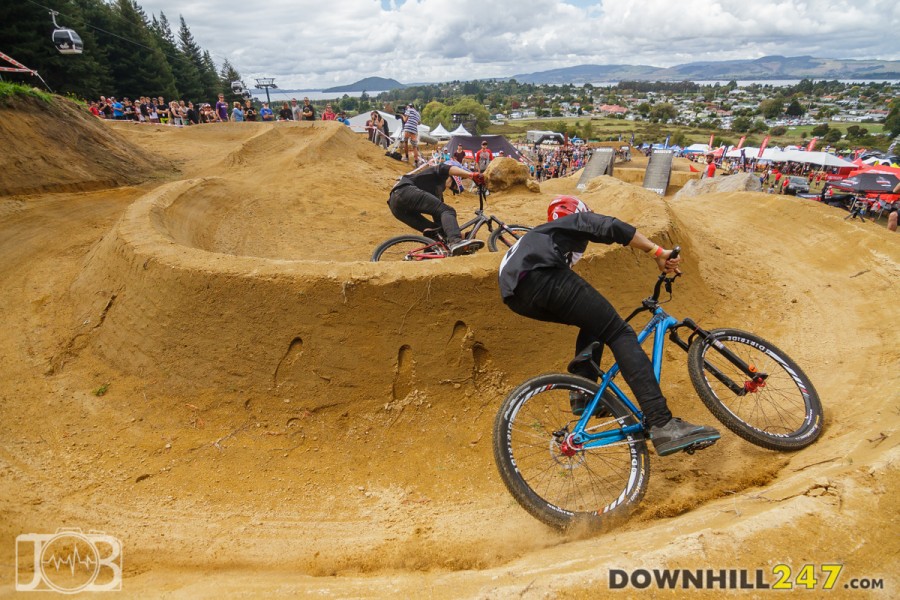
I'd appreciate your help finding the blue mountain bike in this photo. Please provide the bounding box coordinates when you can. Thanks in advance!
[492,251,824,531]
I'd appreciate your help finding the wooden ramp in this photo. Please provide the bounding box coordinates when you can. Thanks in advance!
[576,148,615,190]
[642,149,674,195]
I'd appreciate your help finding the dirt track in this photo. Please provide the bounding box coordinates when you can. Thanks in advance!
[0,98,898,598]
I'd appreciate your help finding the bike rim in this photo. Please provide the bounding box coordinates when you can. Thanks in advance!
[700,338,815,437]
[506,386,642,516]
[380,240,446,261]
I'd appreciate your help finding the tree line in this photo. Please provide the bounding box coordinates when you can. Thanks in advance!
[0,1,243,105]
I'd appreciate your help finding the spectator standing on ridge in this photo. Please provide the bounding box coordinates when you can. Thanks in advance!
[291,98,302,121]
[399,103,421,164]
[244,99,257,122]
[301,97,316,121]
[475,140,494,174]
[215,94,228,122]
[278,102,293,121]
[186,102,199,125]
[702,154,716,179]
[322,104,336,120]
[112,97,124,120]
[231,101,245,122]
[259,102,274,122]
[453,143,466,165]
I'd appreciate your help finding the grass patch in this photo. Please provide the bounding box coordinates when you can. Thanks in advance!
[0,81,53,104]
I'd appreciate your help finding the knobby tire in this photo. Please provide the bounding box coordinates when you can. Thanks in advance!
[687,328,823,450]
[492,373,649,531]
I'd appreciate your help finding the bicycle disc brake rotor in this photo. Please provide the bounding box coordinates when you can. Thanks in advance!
[551,430,586,469]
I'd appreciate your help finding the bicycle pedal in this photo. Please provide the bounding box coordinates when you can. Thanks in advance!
[683,439,717,455]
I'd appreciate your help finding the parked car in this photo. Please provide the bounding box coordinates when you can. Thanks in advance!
[783,176,810,196]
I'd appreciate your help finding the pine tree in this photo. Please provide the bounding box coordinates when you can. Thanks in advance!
[106,0,176,99]
[219,59,243,106]
[176,15,206,101]
[200,50,221,101]
[150,11,202,101]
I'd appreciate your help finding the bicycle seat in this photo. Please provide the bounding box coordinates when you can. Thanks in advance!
[567,341,602,380]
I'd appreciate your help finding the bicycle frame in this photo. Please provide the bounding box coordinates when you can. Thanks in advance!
[569,274,770,451]
[458,184,514,241]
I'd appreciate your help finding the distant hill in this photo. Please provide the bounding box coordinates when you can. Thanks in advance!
[322,77,405,93]
[511,55,900,84]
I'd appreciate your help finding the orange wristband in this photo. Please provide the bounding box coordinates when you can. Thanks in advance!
[654,245,664,258]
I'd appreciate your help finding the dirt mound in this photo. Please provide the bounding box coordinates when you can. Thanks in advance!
[0,95,170,195]
[675,172,763,198]
[1,104,898,598]
[485,156,540,192]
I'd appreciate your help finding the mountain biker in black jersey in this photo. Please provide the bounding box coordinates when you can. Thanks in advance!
[498,195,721,456]
[388,161,486,256]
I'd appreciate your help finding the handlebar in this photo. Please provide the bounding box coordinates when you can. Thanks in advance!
[651,245,681,302]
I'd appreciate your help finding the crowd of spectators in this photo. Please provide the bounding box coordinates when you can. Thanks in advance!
[88,94,351,126]
[525,145,591,181]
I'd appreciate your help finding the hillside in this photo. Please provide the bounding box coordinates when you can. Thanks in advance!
[511,55,900,84]
[322,76,405,93]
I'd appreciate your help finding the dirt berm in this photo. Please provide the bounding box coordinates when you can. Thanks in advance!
[0,96,897,598]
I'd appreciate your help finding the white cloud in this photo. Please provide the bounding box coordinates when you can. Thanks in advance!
[133,0,900,89]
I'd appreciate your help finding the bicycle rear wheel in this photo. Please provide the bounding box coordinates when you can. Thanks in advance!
[492,373,649,531]
[687,328,823,451]
[370,235,447,262]
[487,225,531,252]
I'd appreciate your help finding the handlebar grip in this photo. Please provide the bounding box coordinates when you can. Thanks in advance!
[669,245,681,260]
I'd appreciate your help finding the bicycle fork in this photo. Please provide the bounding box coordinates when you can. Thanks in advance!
[670,318,769,396]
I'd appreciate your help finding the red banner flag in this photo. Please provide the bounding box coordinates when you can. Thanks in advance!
[689,164,700,173]
[736,136,746,150]
[806,138,817,152]
[757,135,770,159]
[708,134,715,149]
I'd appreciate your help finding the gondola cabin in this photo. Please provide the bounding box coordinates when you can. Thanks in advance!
[231,81,245,94]
[53,28,83,54]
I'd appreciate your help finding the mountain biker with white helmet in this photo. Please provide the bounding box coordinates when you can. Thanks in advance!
[498,195,721,456]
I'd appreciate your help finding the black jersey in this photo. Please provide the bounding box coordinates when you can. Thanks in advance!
[498,213,636,298]
[394,163,453,200]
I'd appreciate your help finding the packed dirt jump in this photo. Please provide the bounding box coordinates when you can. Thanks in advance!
[0,96,897,598]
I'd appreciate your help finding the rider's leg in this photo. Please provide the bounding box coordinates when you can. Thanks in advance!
[392,186,463,241]
[388,189,439,233]
[505,268,671,426]
[505,269,719,454]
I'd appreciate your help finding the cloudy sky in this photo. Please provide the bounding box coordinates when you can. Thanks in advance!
[135,0,900,89]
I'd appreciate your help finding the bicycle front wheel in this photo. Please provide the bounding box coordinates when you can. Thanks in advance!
[370,235,446,262]
[687,329,823,451]
[487,225,531,252]
[492,373,649,531]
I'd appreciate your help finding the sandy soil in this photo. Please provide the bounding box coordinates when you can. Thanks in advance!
[0,97,898,599]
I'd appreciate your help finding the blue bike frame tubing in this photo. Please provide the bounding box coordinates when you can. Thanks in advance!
[571,306,679,449]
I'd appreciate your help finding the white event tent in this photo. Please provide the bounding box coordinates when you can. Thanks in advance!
[430,123,451,140]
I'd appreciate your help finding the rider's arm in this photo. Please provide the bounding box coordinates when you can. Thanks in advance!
[628,231,681,273]
[448,165,478,180]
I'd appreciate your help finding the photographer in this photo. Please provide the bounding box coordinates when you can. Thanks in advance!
[398,104,421,165]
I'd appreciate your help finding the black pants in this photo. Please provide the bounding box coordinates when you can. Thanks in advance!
[504,268,672,427]
[388,185,461,241]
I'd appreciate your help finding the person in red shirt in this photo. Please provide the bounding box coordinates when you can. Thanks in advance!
[475,141,494,173]
[703,154,715,179]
